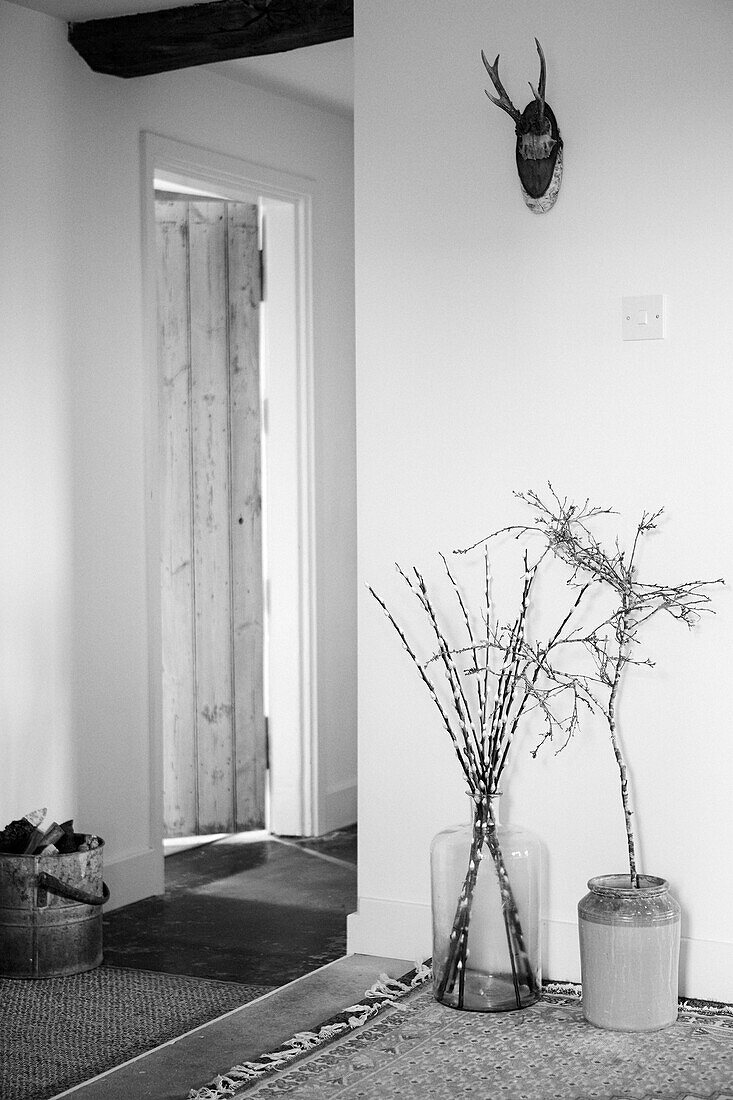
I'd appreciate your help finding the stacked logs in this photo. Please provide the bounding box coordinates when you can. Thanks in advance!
[0,808,100,856]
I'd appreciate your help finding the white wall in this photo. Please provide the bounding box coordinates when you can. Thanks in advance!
[350,0,733,1001]
[0,0,355,907]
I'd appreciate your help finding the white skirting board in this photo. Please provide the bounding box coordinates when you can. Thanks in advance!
[101,847,164,913]
[347,898,733,1004]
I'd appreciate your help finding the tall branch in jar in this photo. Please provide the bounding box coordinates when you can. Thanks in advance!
[458,486,723,888]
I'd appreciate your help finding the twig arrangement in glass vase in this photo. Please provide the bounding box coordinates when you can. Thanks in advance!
[369,547,606,1010]
[457,486,724,889]
[371,489,722,1011]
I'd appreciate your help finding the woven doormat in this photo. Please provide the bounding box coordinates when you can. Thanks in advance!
[0,964,273,1100]
[188,970,733,1100]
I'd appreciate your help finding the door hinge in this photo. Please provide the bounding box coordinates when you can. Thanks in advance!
[258,212,266,303]
[265,716,270,770]
[258,247,266,303]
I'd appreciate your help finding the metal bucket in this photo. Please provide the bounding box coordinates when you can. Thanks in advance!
[0,836,109,978]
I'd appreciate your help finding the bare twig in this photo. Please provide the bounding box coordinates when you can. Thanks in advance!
[457,485,723,885]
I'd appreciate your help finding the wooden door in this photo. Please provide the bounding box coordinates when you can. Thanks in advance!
[156,197,265,836]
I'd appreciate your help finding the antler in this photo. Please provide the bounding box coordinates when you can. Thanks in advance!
[481,49,522,123]
[527,38,547,125]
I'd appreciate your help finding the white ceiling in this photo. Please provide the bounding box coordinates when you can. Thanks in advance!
[9,0,217,17]
[215,38,353,117]
[7,0,354,116]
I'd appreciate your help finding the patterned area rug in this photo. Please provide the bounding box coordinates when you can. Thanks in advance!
[188,969,733,1100]
[0,964,273,1100]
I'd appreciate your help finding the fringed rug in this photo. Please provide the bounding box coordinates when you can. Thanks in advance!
[0,964,273,1100]
[188,968,733,1100]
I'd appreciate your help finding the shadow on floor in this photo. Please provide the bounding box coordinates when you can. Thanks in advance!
[103,826,357,987]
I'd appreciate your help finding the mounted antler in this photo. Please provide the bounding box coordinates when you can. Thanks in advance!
[528,38,546,126]
[481,38,563,213]
[481,50,522,123]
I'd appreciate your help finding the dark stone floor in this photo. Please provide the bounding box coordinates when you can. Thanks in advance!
[102,827,357,987]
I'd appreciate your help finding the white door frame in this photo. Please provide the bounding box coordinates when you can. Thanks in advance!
[141,132,319,862]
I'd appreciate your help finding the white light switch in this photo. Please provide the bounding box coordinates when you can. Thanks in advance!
[622,296,665,341]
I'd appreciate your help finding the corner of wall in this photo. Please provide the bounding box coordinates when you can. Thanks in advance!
[103,847,164,913]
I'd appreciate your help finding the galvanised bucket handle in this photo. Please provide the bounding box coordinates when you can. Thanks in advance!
[37,872,110,907]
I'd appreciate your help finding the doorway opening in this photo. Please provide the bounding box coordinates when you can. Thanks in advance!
[156,191,266,840]
[142,134,320,881]
[106,137,357,991]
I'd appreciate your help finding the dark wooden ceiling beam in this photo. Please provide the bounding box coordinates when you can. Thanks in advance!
[68,0,353,79]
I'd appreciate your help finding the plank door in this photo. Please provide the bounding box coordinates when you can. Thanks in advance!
[156,197,265,836]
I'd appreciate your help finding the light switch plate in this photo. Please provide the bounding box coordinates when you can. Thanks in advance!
[622,295,665,341]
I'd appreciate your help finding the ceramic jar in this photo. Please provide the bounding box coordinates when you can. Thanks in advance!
[578,874,681,1031]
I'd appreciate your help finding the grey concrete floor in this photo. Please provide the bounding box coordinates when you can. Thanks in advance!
[57,953,412,1100]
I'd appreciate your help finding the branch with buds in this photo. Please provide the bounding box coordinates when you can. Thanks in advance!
[370,546,602,1006]
[456,486,724,886]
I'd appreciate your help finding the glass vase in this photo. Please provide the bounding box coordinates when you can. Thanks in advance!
[430,797,541,1011]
